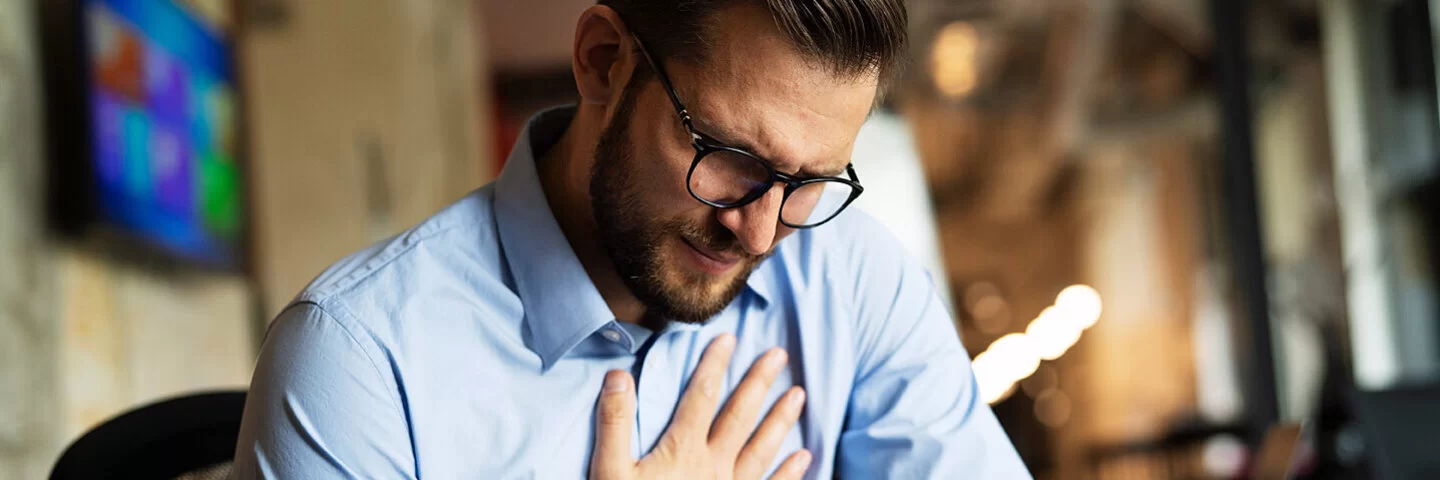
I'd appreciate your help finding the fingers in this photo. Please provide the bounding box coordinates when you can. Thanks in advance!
[666,334,737,440]
[709,347,788,455]
[591,370,636,479]
[735,386,806,479]
[768,449,813,480]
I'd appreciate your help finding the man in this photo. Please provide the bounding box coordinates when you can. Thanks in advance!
[234,1,1028,478]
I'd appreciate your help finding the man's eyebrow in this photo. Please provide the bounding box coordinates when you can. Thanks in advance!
[690,118,758,153]
[799,164,849,178]
[690,118,850,179]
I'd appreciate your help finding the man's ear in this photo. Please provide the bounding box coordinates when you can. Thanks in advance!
[572,6,634,107]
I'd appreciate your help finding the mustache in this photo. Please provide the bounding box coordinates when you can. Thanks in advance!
[672,218,757,261]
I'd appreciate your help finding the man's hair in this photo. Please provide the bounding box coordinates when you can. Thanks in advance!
[600,0,908,87]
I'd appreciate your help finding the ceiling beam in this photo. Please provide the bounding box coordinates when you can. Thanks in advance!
[979,0,1121,221]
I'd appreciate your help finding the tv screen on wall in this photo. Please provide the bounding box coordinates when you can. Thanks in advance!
[47,0,245,269]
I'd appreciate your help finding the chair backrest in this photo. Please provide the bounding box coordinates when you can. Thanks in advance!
[51,391,247,480]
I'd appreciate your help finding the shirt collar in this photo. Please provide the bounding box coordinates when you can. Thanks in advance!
[495,106,773,369]
[495,107,613,371]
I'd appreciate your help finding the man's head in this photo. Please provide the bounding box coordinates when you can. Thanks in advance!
[570,0,907,323]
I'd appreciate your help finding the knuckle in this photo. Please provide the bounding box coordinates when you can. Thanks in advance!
[598,402,629,425]
[698,377,721,400]
[657,432,687,454]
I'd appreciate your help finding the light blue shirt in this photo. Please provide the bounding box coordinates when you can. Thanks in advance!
[234,107,1029,479]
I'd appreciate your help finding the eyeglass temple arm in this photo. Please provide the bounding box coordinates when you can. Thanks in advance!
[631,35,697,132]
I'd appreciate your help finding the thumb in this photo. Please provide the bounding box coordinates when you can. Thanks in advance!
[591,370,636,479]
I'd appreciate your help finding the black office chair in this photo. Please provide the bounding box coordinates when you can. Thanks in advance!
[51,390,247,480]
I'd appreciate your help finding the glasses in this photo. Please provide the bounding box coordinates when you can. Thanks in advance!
[632,35,864,229]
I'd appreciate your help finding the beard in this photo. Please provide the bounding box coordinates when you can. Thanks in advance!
[589,80,765,325]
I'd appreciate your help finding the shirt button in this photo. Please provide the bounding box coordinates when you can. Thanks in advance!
[602,328,622,343]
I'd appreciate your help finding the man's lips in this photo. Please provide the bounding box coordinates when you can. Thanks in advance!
[681,237,741,274]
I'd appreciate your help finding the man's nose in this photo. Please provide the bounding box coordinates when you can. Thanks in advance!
[715,186,783,256]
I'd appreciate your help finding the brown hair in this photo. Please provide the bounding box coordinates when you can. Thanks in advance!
[601,0,908,87]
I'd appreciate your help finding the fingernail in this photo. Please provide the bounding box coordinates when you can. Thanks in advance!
[765,349,787,368]
[789,388,806,408]
[603,371,629,393]
[716,334,736,348]
[789,449,812,469]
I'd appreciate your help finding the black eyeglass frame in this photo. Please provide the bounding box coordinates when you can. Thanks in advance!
[631,35,865,229]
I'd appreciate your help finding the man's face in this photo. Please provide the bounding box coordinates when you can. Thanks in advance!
[591,5,877,324]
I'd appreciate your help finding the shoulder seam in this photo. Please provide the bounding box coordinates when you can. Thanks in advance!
[290,301,407,414]
[304,194,491,303]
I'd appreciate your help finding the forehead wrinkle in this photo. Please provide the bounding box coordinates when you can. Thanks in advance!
[668,8,875,176]
[688,77,863,176]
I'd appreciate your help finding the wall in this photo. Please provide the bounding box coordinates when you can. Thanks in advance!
[242,0,492,316]
[1,1,62,476]
[1,0,493,475]
[481,0,592,71]
[1,3,255,477]
[54,254,253,443]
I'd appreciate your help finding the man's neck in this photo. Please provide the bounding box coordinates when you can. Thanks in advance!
[536,107,649,324]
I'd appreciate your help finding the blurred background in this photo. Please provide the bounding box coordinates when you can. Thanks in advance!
[3,0,1439,478]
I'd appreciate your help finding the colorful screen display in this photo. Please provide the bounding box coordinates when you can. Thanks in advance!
[85,0,241,265]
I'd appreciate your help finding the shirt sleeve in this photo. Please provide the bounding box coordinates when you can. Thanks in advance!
[835,226,1031,478]
[233,302,417,479]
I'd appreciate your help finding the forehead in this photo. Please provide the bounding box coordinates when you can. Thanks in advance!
[666,6,878,175]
